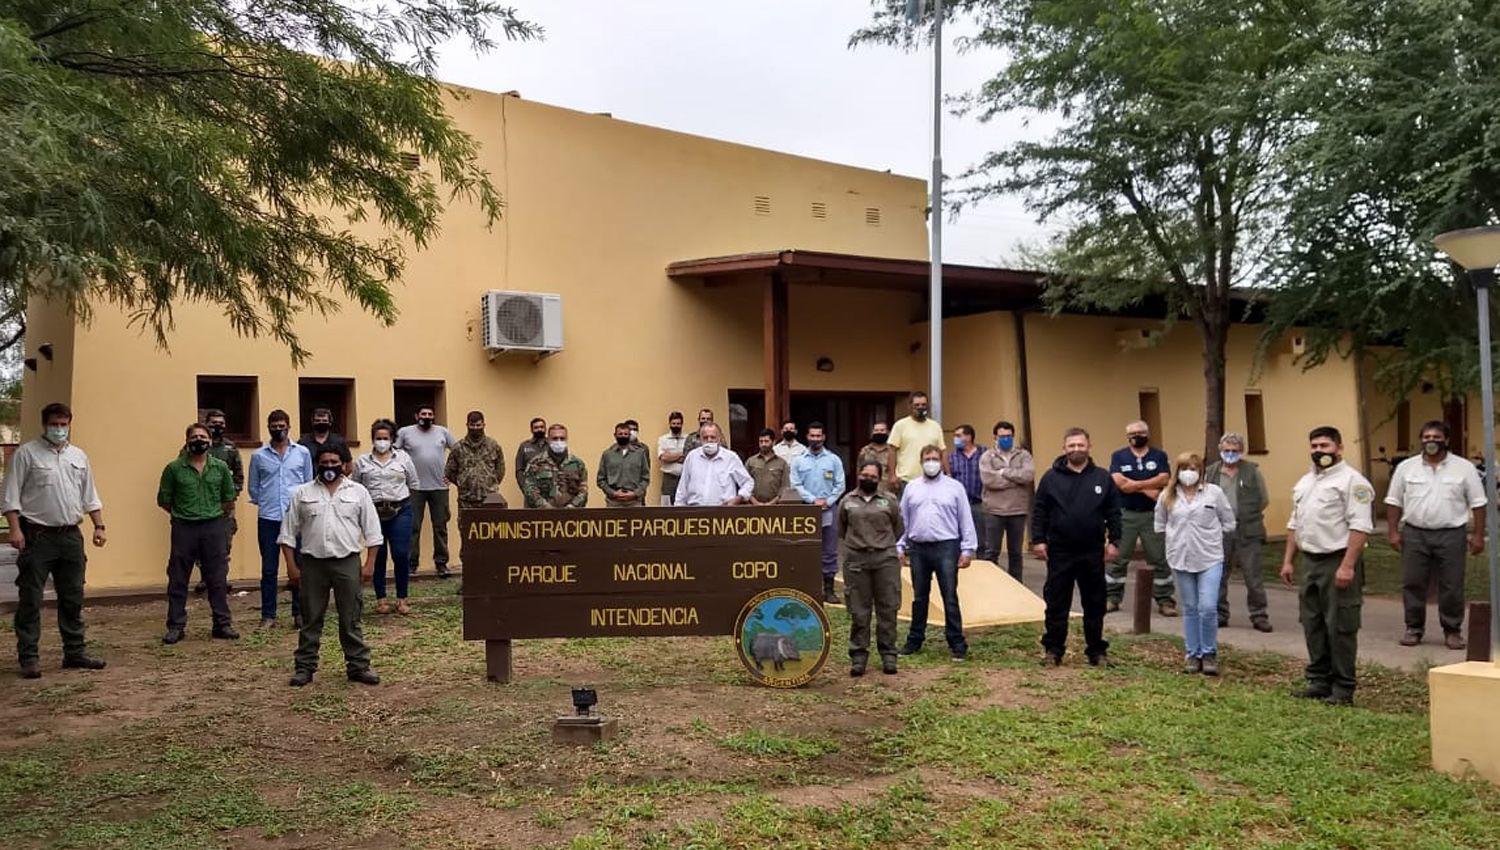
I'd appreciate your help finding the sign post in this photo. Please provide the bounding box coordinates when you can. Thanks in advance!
[459,505,826,684]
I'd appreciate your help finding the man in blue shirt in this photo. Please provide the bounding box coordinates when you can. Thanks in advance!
[1107,420,1178,616]
[948,424,987,560]
[793,421,846,604]
[248,409,314,629]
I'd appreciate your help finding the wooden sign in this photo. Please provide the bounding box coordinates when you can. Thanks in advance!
[459,505,824,682]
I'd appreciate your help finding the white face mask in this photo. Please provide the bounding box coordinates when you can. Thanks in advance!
[702,442,721,457]
[373,438,392,453]
[44,426,69,445]
[548,439,568,454]
[1178,469,1200,487]
[921,459,942,478]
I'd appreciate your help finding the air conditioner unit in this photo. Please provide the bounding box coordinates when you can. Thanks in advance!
[481,291,563,357]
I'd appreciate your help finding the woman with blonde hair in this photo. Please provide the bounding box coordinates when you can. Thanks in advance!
[1153,452,1236,674]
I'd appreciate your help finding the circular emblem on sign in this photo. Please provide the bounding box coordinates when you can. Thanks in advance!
[733,589,831,688]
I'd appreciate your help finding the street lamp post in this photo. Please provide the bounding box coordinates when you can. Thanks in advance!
[909,0,944,421]
[1433,225,1500,666]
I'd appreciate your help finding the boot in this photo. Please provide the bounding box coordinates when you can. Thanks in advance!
[1201,653,1219,676]
[1399,629,1422,646]
[19,660,40,679]
[849,657,867,678]
[1157,599,1179,618]
[62,655,106,671]
[822,576,840,605]
[1251,617,1273,633]
[1183,656,1202,674]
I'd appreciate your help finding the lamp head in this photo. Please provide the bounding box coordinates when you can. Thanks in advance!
[1434,226,1500,288]
[570,687,597,717]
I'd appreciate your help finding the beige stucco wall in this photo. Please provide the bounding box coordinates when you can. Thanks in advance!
[24,88,929,591]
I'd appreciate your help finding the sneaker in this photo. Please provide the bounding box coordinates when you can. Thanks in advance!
[258,618,277,631]
[1399,629,1422,647]
[61,655,106,671]
[289,670,314,687]
[1201,653,1220,676]
[1251,617,1273,633]
[396,599,412,616]
[347,669,381,686]
[162,629,185,645]
[898,645,921,657]
[1157,600,1179,618]
[211,627,240,640]
[950,652,968,663]
[1183,656,1202,674]
[1041,652,1063,667]
[435,565,451,579]
[1106,599,1121,613]
[1087,652,1112,668]
[881,657,898,675]
[19,660,41,679]
[1445,632,1467,651]
[1293,686,1331,700]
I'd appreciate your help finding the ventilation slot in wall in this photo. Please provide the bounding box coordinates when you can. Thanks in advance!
[810,201,828,220]
[864,207,881,226]
[752,195,772,216]
[399,152,422,171]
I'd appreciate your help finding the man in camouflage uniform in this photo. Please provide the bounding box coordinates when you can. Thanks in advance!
[522,424,589,509]
[194,409,244,593]
[445,410,508,510]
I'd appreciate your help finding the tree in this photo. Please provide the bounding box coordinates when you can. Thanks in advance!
[1263,0,1500,406]
[0,1,539,362]
[857,0,1309,455]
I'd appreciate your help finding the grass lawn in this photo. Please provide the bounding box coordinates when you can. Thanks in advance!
[2,583,1498,849]
[1260,536,1493,602]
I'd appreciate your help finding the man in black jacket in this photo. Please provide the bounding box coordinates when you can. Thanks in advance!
[1031,427,1122,667]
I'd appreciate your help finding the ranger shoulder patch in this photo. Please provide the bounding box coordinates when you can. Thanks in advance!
[1352,486,1374,504]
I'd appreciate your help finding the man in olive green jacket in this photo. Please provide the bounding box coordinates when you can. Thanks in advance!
[1205,432,1272,632]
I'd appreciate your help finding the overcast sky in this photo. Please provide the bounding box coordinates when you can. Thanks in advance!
[434,1,1059,267]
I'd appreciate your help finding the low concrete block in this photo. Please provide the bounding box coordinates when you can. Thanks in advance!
[1429,661,1500,786]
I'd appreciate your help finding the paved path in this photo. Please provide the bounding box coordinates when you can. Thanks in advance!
[1014,556,1466,672]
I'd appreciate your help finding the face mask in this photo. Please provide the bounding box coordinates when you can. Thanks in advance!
[319,466,340,483]
[997,436,1014,451]
[44,426,69,445]
[467,427,484,439]
[616,435,632,447]
[1066,450,1089,467]
[1312,451,1337,469]
[783,430,797,442]
[549,440,568,455]
[1129,435,1149,448]
[808,439,824,451]
[313,422,331,435]
[670,425,682,436]
[417,417,434,428]
[871,432,889,444]
[1423,440,1446,456]
[1220,450,1241,465]
[629,429,639,442]
[1177,469,1200,487]
[921,459,942,478]
[373,438,392,453]
[269,427,288,443]
[858,478,878,494]
[913,409,928,421]
[532,429,546,441]
[759,444,774,456]
[702,442,721,457]
[208,425,225,439]
[954,436,967,449]
[188,439,211,455]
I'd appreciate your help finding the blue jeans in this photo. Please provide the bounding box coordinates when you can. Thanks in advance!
[1174,563,1225,658]
[257,517,300,622]
[904,539,967,655]
[820,517,838,578]
[372,504,413,600]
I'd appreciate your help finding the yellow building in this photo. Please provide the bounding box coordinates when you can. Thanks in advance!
[19,84,1392,592]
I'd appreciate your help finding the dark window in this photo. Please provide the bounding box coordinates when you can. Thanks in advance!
[394,380,446,427]
[1138,389,1163,444]
[298,378,356,445]
[197,376,258,443]
[1395,400,1412,453]
[1245,392,1268,455]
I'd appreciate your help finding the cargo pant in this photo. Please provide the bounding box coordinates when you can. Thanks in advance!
[13,523,88,663]
[294,554,372,675]
[1299,549,1363,699]
[166,517,232,631]
[1107,509,1174,605]
[844,548,901,663]
[1399,525,1467,637]
[1217,532,1268,624]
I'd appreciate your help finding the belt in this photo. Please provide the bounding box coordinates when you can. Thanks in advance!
[1404,524,1467,532]
[374,497,410,510]
[19,519,79,533]
[170,516,226,525]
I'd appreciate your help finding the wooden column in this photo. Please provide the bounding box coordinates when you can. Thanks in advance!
[763,272,790,431]
[486,639,512,683]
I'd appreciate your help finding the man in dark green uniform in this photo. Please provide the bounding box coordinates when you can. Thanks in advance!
[515,417,548,489]
[522,424,589,509]
[838,461,904,677]
[597,421,651,506]
[1280,426,1374,706]
[158,422,239,644]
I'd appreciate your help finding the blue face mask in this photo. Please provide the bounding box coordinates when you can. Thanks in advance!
[997,436,1015,451]
[1220,450,1241,465]
[954,436,967,449]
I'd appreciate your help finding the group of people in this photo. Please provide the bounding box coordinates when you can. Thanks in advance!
[5,393,1484,704]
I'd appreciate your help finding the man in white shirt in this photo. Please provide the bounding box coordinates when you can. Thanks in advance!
[1385,420,1486,650]
[657,411,688,506]
[674,423,753,507]
[280,446,384,687]
[773,419,807,465]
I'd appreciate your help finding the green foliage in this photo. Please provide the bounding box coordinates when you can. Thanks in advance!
[717,730,841,759]
[0,1,539,362]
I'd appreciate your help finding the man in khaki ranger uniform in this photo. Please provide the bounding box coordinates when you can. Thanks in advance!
[1280,425,1374,706]
[838,461,904,677]
[522,424,589,509]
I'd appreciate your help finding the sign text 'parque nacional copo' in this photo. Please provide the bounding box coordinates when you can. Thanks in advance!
[460,505,825,683]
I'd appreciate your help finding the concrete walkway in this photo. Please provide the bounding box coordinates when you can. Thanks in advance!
[1013,556,1466,672]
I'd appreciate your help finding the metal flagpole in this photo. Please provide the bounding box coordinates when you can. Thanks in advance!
[927,0,944,421]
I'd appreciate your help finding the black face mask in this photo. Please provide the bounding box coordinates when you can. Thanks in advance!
[187,440,210,455]
[858,478,878,494]
[782,430,797,441]
[313,422,331,435]
[913,409,928,421]
[670,425,682,436]
[616,435,631,447]
[1312,451,1338,470]
[269,427,288,443]
[468,427,485,439]
[871,433,889,444]
[1066,450,1090,467]
[418,417,434,428]
[208,425,224,439]
[318,466,341,482]
[1129,435,1149,448]
[531,430,546,441]
[808,439,824,451]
